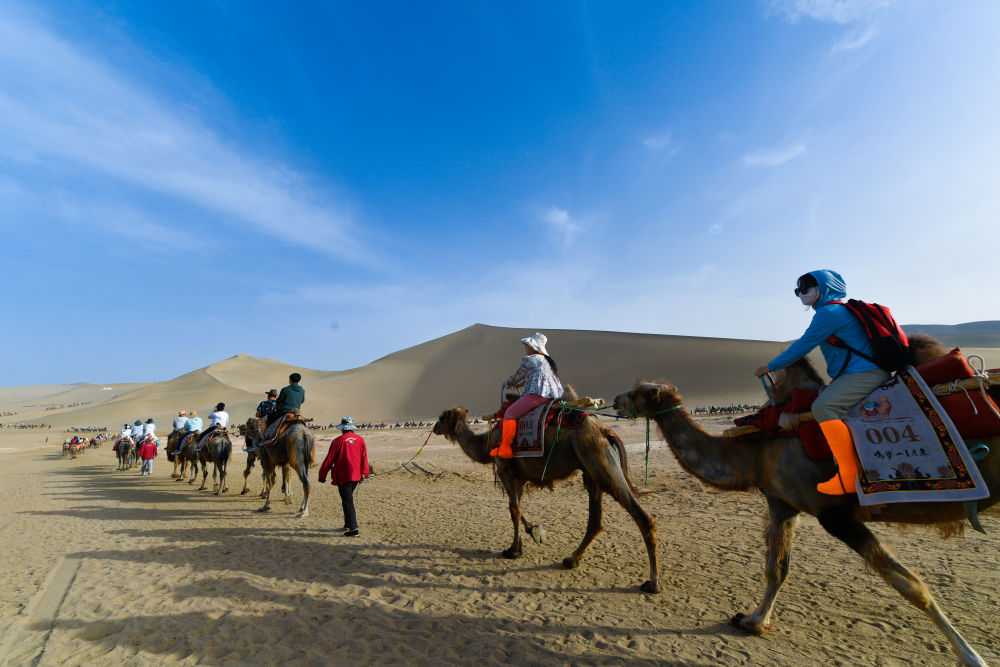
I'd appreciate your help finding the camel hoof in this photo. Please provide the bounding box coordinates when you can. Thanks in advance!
[502,548,522,559]
[283,496,292,505]
[295,511,308,518]
[640,580,661,594]
[526,526,547,544]
[240,489,249,495]
[257,506,271,513]
[730,613,770,636]
[562,557,579,569]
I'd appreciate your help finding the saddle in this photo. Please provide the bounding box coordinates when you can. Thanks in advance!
[727,347,1000,459]
[260,413,308,447]
[491,399,589,457]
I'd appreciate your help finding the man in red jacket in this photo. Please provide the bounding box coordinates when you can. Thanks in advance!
[318,417,369,537]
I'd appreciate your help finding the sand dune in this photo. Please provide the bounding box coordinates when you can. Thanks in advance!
[3,324,999,433]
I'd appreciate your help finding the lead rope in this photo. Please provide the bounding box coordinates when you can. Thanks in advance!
[965,354,1000,417]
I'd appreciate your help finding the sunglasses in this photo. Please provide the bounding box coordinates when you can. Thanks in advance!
[793,282,817,297]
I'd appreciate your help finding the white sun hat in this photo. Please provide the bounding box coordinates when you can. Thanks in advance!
[336,417,356,431]
[520,332,549,356]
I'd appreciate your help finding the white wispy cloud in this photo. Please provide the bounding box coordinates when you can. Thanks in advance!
[541,206,583,241]
[741,143,807,167]
[642,133,673,152]
[767,0,895,24]
[829,23,879,53]
[0,7,357,257]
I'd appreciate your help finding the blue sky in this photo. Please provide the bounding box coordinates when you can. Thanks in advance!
[2,0,999,385]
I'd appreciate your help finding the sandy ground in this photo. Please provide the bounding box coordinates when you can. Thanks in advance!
[1,419,998,666]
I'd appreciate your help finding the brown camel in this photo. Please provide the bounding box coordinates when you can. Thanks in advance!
[613,357,999,665]
[166,430,183,478]
[193,429,233,495]
[432,403,661,593]
[257,420,315,517]
[238,419,291,499]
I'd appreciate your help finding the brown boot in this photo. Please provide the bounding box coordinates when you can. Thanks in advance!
[489,419,516,459]
[816,419,858,495]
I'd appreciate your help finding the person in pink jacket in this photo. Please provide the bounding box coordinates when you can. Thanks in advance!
[318,417,370,537]
[139,437,158,476]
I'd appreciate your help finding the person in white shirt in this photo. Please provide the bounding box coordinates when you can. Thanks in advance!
[130,420,143,440]
[143,418,156,440]
[120,423,130,439]
[196,403,229,451]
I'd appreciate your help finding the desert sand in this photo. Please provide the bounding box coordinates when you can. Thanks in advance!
[2,326,999,665]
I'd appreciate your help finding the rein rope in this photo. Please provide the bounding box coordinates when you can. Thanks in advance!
[370,428,434,478]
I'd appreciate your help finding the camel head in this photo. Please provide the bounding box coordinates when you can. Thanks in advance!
[432,407,468,440]
[613,382,684,418]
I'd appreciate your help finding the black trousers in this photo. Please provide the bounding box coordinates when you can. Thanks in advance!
[338,481,359,530]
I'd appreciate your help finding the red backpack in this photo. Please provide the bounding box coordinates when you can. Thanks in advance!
[825,299,913,375]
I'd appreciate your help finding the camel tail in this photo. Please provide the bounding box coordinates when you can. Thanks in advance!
[603,426,644,498]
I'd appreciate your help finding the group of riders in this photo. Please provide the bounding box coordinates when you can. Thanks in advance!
[110,268,873,498]
[112,372,308,464]
[492,269,890,498]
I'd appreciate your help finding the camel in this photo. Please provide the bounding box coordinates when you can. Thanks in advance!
[115,436,135,471]
[192,429,233,495]
[613,355,999,665]
[173,432,201,484]
[238,419,291,499]
[257,419,315,517]
[432,402,661,593]
[166,430,183,478]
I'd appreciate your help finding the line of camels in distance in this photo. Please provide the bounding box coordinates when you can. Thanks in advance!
[100,333,995,667]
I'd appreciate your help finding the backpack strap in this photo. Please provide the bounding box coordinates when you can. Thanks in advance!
[821,299,878,377]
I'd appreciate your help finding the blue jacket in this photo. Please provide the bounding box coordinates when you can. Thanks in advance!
[768,269,878,379]
[184,417,203,432]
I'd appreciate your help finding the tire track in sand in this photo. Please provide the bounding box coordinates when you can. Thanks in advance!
[0,556,82,665]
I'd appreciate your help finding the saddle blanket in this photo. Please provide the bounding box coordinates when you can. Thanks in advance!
[507,400,588,458]
[845,366,990,506]
[259,415,289,447]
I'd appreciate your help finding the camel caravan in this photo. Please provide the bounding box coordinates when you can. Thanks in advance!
[96,273,1000,666]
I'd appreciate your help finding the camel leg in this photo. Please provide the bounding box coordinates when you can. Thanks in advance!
[241,455,253,495]
[586,444,661,593]
[282,464,293,505]
[563,473,604,570]
[294,459,311,518]
[257,465,275,512]
[498,473,525,558]
[732,496,800,634]
[817,510,986,667]
[219,460,228,494]
[188,458,199,484]
[198,458,209,490]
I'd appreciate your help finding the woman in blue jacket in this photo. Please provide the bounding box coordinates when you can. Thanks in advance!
[755,270,890,495]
